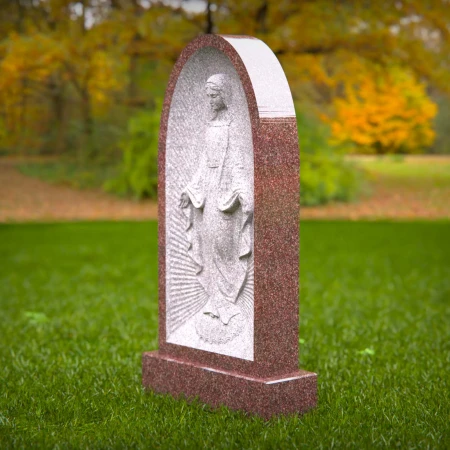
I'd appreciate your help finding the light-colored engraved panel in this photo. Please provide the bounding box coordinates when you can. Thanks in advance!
[165,47,254,361]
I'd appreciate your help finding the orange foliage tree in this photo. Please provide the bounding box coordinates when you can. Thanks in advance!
[327,66,438,154]
[214,0,448,153]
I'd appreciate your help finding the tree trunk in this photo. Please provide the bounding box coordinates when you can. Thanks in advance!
[205,0,214,34]
[19,77,27,156]
[15,0,24,33]
[53,94,66,155]
[128,35,140,105]
[80,91,94,163]
[80,0,87,34]
[256,1,268,34]
[48,75,66,154]
[128,1,144,107]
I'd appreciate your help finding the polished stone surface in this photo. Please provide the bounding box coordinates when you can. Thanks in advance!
[144,34,317,418]
[143,352,317,420]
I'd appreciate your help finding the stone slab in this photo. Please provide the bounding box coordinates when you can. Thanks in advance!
[143,351,317,419]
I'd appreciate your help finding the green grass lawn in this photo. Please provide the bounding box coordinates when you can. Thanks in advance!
[354,156,450,188]
[1,221,449,448]
[18,162,120,190]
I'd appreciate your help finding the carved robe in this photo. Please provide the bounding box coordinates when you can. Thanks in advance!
[183,114,253,308]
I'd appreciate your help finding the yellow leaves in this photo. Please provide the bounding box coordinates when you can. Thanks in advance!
[327,66,438,154]
[292,55,334,86]
[0,24,125,151]
[86,51,123,111]
[0,29,122,110]
[0,32,61,89]
[0,32,61,145]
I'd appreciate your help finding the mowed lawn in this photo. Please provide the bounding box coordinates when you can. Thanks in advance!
[357,155,450,212]
[301,156,450,220]
[0,221,449,448]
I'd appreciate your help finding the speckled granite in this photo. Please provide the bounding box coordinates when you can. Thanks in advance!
[144,34,317,418]
[143,352,317,419]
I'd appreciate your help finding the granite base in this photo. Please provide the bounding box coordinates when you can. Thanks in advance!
[142,351,317,419]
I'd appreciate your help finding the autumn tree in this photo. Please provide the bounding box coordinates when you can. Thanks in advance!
[0,0,203,158]
[211,0,450,94]
[0,31,63,153]
[328,65,438,154]
[208,0,449,153]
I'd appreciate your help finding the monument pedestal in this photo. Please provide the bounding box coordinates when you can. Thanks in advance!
[143,352,317,419]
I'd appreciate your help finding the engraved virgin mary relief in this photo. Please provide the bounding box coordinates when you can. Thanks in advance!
[165,48,254,360]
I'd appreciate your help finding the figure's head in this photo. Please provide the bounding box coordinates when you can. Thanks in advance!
[205,74,231,113]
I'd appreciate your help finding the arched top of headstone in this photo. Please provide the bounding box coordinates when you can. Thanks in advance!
[161,34,295,126]
[220,36,295,119]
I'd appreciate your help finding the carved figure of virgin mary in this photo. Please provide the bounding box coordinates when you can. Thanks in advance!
[179,73,254,344]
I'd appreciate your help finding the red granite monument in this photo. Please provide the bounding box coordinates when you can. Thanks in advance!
[142,34,317,418]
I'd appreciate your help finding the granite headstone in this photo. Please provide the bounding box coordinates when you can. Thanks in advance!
[142,34,317,418]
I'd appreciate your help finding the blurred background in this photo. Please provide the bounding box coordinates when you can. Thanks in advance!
[0,0,449,220]
[1,3,449,446]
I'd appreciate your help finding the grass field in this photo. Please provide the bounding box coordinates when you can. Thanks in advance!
[355,155,450,186]
[299,156,450,219]
[0,221,449,448]
[17,162,119,190]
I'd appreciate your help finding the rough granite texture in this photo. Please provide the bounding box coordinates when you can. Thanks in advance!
[143,352,317,419]
[164,48,255,360]
[143,34,317,418]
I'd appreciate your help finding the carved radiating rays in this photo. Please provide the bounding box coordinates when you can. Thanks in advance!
[165,48,254,358]
[167,207,208,334]
[238,259,254,321]
[165,75,209,335]
[166,137,254,335]
[166,113,255,337]
[167,199,254,335]
[166,128,204,334]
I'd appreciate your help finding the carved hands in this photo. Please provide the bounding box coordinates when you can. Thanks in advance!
[238,193,253,216]
[179,192,191,208]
